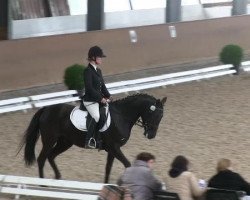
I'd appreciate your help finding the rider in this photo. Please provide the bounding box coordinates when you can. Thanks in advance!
[83,46,112,149]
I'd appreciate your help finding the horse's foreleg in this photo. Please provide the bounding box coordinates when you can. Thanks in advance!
[104,152,115,183]
[112,146,131,168]
[48,138,72,179]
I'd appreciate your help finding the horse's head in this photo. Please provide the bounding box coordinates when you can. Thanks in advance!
[140,96,167,139]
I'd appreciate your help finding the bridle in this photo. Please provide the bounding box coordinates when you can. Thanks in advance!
[110,103,163,130]
[135,107,163,130]
[135,118,155,133]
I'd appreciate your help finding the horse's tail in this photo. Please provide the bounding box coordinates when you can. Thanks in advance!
[18,107,45,166]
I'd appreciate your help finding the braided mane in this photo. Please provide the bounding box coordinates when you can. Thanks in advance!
[112,93,156,106]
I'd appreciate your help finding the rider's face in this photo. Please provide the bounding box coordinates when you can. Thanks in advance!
[95,57,102,65]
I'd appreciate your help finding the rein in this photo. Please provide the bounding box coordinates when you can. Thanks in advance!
[109,105,143,128]
[135,118,159,130]
[135,119,144,128]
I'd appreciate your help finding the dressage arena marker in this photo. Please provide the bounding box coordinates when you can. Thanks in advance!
[129,29,138,43]
[169,25,177,38]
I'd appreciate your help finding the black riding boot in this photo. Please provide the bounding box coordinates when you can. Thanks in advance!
[85,120,97,149]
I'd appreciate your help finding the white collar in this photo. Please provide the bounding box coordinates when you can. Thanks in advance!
[90,63,98,71]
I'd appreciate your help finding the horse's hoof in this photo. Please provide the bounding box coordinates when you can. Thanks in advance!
[55,175,61,179]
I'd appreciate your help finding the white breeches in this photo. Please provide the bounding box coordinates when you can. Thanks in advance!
[83,101,100,123]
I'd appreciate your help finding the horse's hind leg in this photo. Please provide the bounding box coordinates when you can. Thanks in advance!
[37,138,56,178]
[37,147,52,178]
[48,137,72,179]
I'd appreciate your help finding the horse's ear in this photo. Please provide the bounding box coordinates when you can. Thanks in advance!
[161,97,167,105]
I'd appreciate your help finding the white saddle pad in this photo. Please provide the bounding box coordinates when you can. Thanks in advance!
[70,106,111,132]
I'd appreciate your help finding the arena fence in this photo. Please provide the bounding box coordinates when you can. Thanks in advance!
[0,174,109,200]
[0,62,249,114]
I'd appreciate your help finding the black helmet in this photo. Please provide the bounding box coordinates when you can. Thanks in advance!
[88,46,106,59]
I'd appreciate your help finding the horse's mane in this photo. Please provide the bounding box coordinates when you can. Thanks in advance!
[112,93,156,106]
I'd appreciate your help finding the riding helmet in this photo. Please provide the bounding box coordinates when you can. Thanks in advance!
[88,46,106,59]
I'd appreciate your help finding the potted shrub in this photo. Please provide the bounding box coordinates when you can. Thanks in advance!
[219,44,243,75]
[64,64,86,96]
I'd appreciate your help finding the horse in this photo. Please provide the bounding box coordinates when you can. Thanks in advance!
[19,93,167,183]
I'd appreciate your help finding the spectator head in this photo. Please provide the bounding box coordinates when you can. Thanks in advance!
[217,158,231,172]
[136,152,155,169]
[169,155,189,178]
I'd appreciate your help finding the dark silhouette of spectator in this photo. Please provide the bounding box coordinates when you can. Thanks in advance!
[208,158,250,195]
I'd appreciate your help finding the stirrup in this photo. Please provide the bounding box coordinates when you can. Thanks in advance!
[87,137,96,149]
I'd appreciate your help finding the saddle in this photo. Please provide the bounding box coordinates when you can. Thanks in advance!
[81,102,108,130]
[70,102,111,132]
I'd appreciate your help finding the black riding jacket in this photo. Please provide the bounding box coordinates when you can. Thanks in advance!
[83,64,110,103]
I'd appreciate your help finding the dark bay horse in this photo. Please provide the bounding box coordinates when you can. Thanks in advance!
[19,93,167,183]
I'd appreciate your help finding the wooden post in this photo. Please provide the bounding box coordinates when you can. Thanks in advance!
[0,0,8,40]
[87,0,104,31]
[232,0,247,16]
[166,0,181,23]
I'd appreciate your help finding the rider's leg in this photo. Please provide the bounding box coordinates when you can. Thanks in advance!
[83,101,100,148]
[86,119,97,148]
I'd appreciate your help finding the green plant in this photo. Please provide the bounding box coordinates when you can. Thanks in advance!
[220,44,243,68]
[64,64,86,90]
